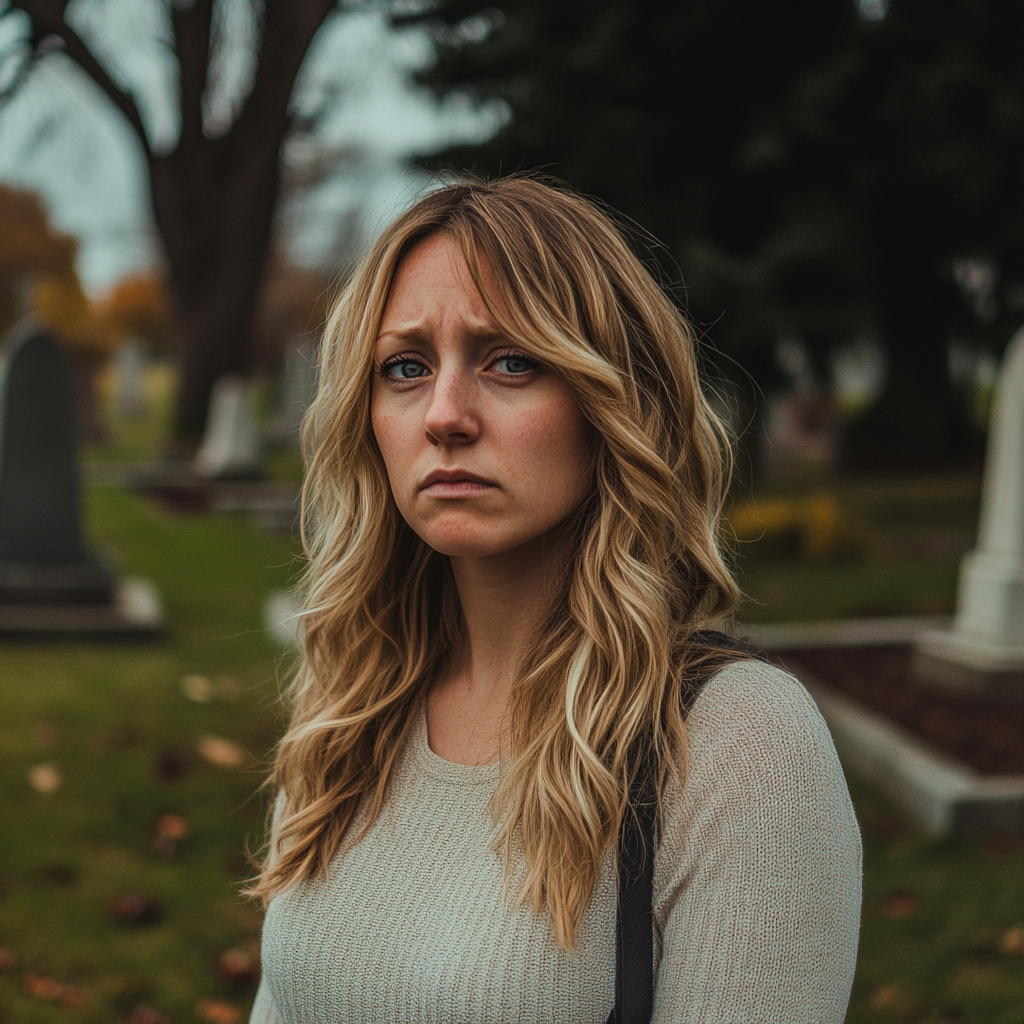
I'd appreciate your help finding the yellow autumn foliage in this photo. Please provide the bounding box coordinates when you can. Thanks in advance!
[728,491,858,562]
[32,274,117,358]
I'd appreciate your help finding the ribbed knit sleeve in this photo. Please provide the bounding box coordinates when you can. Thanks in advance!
[249,789,286,1024]
[652,660,862,1023]
[248,976,281,1024]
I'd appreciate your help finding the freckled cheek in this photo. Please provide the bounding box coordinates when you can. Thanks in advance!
[499,406,593,503]
[371,408,421,490]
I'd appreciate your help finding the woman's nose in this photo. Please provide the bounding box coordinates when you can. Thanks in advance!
[423,368,480,447]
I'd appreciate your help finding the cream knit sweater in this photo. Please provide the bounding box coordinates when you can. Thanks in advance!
[250,660,862,1024]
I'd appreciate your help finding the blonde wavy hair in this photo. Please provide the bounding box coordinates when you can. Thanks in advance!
[253,176,742,948]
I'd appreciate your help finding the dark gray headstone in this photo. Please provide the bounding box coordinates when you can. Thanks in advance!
[0,327,114,605]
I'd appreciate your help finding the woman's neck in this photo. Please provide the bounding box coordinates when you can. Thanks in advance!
[426,528,570,765]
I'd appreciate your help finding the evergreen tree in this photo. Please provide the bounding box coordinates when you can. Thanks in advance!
[405,0,1024,469]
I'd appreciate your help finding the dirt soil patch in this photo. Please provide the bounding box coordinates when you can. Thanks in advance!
[774,644,1024,776]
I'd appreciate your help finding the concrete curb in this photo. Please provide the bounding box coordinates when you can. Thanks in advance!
[739,615,952,651]
[0,576,163,638]
[789,661,1024,837]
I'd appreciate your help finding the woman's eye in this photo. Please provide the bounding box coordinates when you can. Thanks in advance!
[383,360,429,380]
[494,355,536,375]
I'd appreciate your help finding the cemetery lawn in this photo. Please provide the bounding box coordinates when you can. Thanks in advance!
[0,487,298,1024]
[734,472,982,623]
[0,479,1020,1023]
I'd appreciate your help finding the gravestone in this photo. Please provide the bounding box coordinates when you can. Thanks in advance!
[915,325,1024,699]
[193,375,262,480]
[0,325,162,635]
[113,339,146,420]
[271,341,314,446]
[0,328,114,605]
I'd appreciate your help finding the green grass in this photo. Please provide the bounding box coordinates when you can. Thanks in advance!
[733,473,982,622]
[83,364,178,466]
[845,779,1024,1024]
[0,488,299,1023]
[0,469,1021,1022]
[730,471,1024,1021]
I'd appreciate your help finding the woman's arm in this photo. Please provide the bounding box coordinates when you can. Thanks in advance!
[248,976,282,1024]
[247,790,287,1024]
[652,661,862,1024]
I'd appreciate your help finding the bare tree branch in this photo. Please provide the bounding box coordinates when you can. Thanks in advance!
[171,0,213,145]
[229,0,338,149]
[0,16,36,106]
[13,0,148,144]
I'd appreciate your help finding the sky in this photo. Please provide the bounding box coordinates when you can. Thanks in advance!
[0,1,503,294]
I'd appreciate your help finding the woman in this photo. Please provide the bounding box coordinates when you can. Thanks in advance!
[249,178,861,1024]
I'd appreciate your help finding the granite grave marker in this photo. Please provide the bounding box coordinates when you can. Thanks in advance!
[0,327,114,605]
[0,325,162,635]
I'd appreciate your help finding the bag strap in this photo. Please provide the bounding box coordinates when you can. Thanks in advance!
[606,758,658,1024]
[606,630,764,1024]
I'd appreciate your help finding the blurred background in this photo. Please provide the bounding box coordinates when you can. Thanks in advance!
[0,1,1022,1021]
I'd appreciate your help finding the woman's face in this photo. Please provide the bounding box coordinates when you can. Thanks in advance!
[371,232,594,560]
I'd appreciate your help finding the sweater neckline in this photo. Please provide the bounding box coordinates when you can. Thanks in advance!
[409,699,504,786]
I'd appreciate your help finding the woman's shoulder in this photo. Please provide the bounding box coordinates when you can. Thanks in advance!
[657,654,860,882]
[673,656,852,812]
[687,656,828,754]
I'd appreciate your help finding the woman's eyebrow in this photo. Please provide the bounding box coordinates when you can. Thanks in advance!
[375,323,509,346]
[375,324,430,344]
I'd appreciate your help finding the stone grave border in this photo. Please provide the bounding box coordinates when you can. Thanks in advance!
[739,616,1024,837]
[0,576,163,637]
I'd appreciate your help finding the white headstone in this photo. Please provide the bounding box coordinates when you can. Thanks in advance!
[273,342,315,445]
[917,327,1024,686]
[192,375,262,480]
[113,339,146,420]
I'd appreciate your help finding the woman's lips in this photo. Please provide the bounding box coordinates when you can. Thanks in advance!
[422,480,495,497]
[420,470,496,496]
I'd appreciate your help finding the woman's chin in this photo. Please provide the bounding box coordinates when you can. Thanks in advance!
[426,538,516,559]
[420,525,534,561]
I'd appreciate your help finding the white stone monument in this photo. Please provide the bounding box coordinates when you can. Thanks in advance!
[271,341,315,446]
[113,339,146,420]
[193,374,262,480]
[915,326,1024,699]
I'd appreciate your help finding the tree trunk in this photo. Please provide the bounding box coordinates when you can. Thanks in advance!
[10,0,340,450]
[151,139,282,445]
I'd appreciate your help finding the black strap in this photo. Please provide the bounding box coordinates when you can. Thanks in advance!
[606,760,658,1024]
[605,630,765,1024]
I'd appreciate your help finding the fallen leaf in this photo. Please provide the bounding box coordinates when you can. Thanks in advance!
[0,947,17,971]
[153,812,191,858]
[57,984,89,1010]
[156,812,191,840]
[152,746,190,782]
[112,892,163,926]
[868,985,899,1010]
[215,947,259,987]
[1000,925,1024,956]
[181,674,213,702]
[23,973,87,1007]
[35,722,58,748]
[195,997,242,1024]
[124,1006,171,1024]
[879,888,919,919]
[28,763,63,793]
[196,735,245,768]
[24,974,65,1000]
